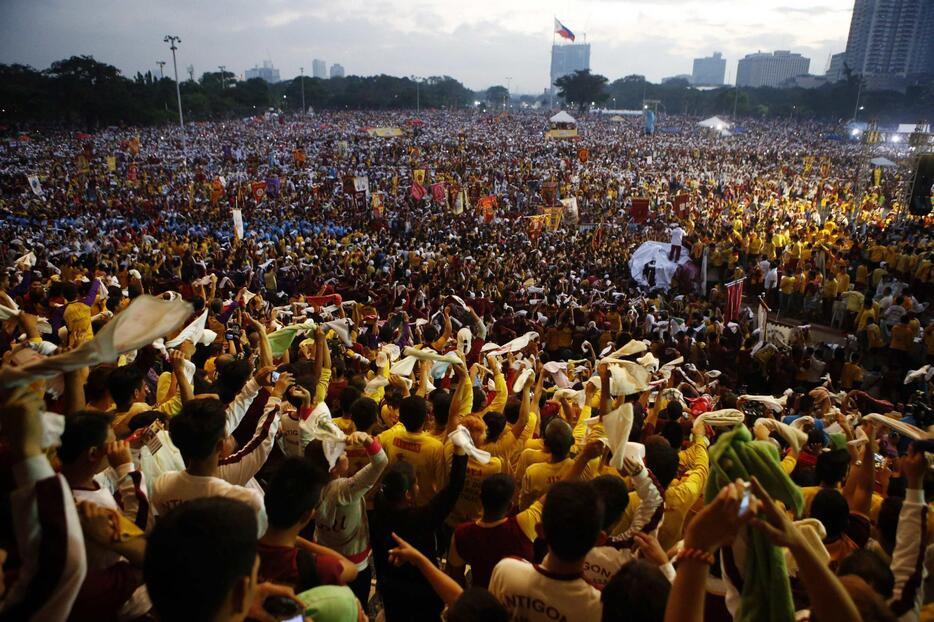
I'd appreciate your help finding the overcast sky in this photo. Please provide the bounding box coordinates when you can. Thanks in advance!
[0,0,853,93]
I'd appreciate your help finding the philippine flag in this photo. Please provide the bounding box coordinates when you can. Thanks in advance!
[554,18,575,41]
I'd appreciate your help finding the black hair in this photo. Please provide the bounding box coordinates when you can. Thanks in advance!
[127,410,167,433]
[480,473,516,518]
[58,411,112,465]
[399,395,429,432]
[350,397,379,432]
[660,419,685,449]
[338,386,362,416]
[265,457,327,530]
[471,386,487,413]
[483,411,507,443]
[838,549,895,600]
[543,418,574,461]
[591,475,631,530]
[542,481,603,561]
[430,390,452,427]
[601,560,670,622]
[213,358,253,404]
[645,439,680,488]
[168,398,228,461]
[144,497,258,622]
[447,587,509,622]
[107,365,144,410]
[378,460,416,507]
[503,398,521,424]
[84,365,113,403]
[810,488,850,541]
[815,449,850,487]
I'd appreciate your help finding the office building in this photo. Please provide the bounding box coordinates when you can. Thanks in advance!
[550,43,591,87]
[736,51,810,87]
[330,63,345,78]
[826,52,847,82]
[843,0,934,82]
[244,60,280,83]
[312,59,327,79]
[692,52,726,86]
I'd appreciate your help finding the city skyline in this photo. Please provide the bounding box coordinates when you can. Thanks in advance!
[0,0,854,93]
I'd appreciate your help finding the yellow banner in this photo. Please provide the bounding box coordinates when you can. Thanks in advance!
[545,128,578,138]
[366,127,404,137]
[106,156,116,172]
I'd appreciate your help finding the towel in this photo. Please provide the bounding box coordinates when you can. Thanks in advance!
[606,361,650,397]
[457,327,472,353]
[401,347,462,366]
[693,409,745,434]
[0,295,192,388]
[753,418,808,453]
[390,356,418,377]
[448,425,491,464]
[323,319,353,347]
[705,424,803,622]
[299,401,346,469]
[603,402,634,470]
[863,413,928,440]
[740,394,787,413]
[491,331,539,355]
[165,309,216,348]
[542,361,571,389]
[267,320,318,356]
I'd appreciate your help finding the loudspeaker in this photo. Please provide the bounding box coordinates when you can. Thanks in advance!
[908,154,934,216]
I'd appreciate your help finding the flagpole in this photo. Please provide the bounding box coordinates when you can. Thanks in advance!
[550,17,556,109]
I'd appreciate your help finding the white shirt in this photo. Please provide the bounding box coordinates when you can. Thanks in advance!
[764,268,779,291]
[489,557,602,622]
[670,227,684,247]
[151,470,267,536]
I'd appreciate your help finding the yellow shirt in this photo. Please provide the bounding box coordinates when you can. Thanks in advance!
[378,424,446,505]
[443,443,503,527]
[779,275,797,295]
[520,458,573,510]
[658,438,709,550]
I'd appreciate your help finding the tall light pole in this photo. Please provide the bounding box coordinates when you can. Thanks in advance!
[852,76,863,121]
[163,35,184,132]
[218,65,226,89]
[300,66,305,114]
[505,76,512,110]
[410,75,423,115]
[156,61,166,79]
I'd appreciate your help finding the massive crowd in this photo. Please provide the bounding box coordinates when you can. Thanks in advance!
[0,109,933,622]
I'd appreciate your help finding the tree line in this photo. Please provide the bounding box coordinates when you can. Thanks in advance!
[1,55,931,130]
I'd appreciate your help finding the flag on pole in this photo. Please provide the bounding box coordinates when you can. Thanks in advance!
[250,181,267,202]
[725,278,744,323]
[27,175,43,197]
[232,209,244,240]
[756,297,769,349]
[430,182,446,205]
[554,18,575,41]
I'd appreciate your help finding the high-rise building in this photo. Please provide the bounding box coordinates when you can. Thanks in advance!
[312,59,327,79]
[244,60,280,83]
[736,51,810,87]
[826,52,847,82]
[692,52,726,86]
[550,43,591,88]
[329,63,345,78]
[843,0,934,83]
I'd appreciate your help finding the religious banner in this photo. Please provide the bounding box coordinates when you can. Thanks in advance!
[725,277,744,322]
[803,156,814,175]
[578,148,589,163]
[630,197,649,223]
[410,181,427,201]
[673,192,690,218]
[366,127,404,137]
[210,178,225,204]
[543,207,563,231]
[232,209,244,240]
[371,193,384,219]
[106,156,116,172]
[353,176,369,197]
[128,136,140,156]
[76,154,89,175]
[413,169,426,185]
[545,128,578,138]
[560,197,579,224]
[292,148,306,167]
[872,167,881,187]
[453,189,466,215]
[127,162,138,182]
[27,175,42,197]
[528,215,545,240]
[265,176,280,199]
[250,181,267,202]
[478,195,497,223]
[430,182,446,206]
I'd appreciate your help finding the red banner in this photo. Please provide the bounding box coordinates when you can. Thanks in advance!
[725,278,744,323]
[630,197,649,223]
[251,181,267,202]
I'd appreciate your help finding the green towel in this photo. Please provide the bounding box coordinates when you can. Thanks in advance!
[705,424,804,622]
[266,320,317,356]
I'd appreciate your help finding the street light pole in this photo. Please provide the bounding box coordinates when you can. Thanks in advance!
[164,35,184,132]
[156,61,165,79]
[218,65,226,89]
[853,77,863,121]
[300,66,305,114]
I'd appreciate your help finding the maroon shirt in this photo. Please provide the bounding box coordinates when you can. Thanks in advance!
[453,516,534,589]
[257,542,344,592]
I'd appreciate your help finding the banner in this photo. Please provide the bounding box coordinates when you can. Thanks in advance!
[250,181,267,202]
[756,299,769,349]
[630,197,649,223]
[545,128,578,138]
[803,156,814,175]
[560,197,579,224]
[210,178,225,204]
[106,156,116,172]
[644,110,656,135]
[873,167,881,187]
[478,195,497,223]
[578,148,589,163]
[27,175,42,196]
[410,182,427,201]
[544,207,563,231]
[127,162,137,182]
[232,209,244,239]
[413,169,426,185]
[128,136,140,156]
[431,182,446,206]
[371,193,383,219]
[366,127,404,137]
[453,189,466,215]
[292,148,306,166]
[528,215,545,239]
[353,176,369,196]
[725,278,744,323]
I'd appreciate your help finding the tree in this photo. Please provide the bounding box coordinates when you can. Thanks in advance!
[486,85,509,109]
[554,70,609,114]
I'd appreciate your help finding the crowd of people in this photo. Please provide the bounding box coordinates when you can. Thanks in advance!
[0,109,933,622]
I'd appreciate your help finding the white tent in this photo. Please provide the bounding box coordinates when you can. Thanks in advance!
[697,116,731,130]
[896,124,917,134]
[628,241,690,291]
[870,157,897,168]
[549,110,577,125]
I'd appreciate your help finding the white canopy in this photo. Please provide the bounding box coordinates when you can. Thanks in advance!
[896,124,917,134]
[870,157,897,168]
[549,110,577,124]
[697,116,731,130]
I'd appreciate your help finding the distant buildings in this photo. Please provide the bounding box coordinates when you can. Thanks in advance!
[842,0,934,90]
[826,52,847,82]
[692,52,726,86]
[244,60,280,83]
[312,59,327,79]
[736,51,810,87]
[550,43,591,88]
[661,74,693,84]
[329,63,345,78]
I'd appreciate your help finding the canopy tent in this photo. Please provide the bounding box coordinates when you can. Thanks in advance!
[697,116,731,131]
[870,157,897,168]
[896,124,918,134]
[549,110,577,125]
